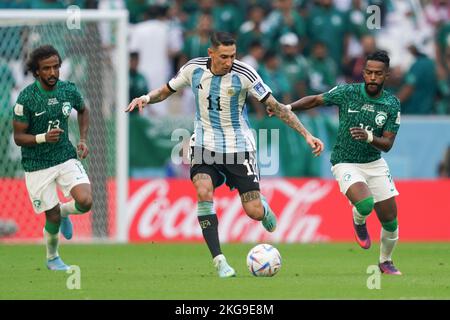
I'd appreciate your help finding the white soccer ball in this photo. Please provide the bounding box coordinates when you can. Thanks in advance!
[246,243,282,277]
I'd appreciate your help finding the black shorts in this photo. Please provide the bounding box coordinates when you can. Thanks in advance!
[189,147,260,195]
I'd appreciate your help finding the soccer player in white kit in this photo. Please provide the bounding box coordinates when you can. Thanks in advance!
[126,32,324,277]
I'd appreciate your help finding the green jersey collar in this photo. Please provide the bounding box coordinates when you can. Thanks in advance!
[360,83,385,101]
[35,80,58,96]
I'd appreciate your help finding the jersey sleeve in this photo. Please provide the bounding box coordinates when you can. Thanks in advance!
[168,62,193,92]
[12,91,31,123]
[69,83,85,111]
[384,98,401,134]
[322,84,348,106]
[245,64,272,102]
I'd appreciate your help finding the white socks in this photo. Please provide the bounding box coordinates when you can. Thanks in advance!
[43,228,59,260]
[380,227,399,263]
[352,206,367,225]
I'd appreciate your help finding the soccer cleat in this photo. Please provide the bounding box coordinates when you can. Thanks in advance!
[353,220,371,249]
[47,257,70,271]
[213,254,236,278]
[262,208,277,233]
[379,260,402,275]
[60,216,73,240]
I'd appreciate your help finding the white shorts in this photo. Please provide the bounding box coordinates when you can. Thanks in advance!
[331,158,399,203]
[25,159,90,213]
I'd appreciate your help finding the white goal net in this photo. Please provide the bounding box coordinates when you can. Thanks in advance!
[0,9,128,242]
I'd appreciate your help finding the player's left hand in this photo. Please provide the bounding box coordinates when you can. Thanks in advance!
[350,127,368,141]
[77,140,89,159]
[305,134,324,157]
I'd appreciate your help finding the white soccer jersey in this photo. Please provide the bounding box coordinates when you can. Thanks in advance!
[168,57,272,153]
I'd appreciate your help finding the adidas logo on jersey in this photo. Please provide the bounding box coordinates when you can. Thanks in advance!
[196,84,203,89]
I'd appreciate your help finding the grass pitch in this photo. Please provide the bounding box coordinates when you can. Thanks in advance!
[1,242,449,300]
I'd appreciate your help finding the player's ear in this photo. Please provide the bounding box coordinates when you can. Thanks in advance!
[385,68,390,80]
[207,47,213,57]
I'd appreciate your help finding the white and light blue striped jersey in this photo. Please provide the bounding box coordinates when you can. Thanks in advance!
[168,57,272,153]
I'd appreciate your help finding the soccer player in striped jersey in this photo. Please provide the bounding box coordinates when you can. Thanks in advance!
[126,32,324,278]
[13,45,92,271]
[272,50,402,275]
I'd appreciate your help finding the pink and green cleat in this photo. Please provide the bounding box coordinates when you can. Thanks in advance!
[352,221,371,249]
[379,261,402,275]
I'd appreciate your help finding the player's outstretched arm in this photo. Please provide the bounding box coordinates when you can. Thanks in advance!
[263,94,324,157]
[125,84,174,113]
[13,121,63,146]
[266,94,325,116]
[290,94,325,111]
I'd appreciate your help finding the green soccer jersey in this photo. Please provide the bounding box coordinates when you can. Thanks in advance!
[323,83,400,165]
[13,80,84,172]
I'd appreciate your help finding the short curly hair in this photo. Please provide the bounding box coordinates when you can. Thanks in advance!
[366,50,390,69]
[26,45,62,77]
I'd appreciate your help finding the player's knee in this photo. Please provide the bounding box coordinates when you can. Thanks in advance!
[380,212,397,224]
[196,186,213,202]
[76,194,93,212]
[354,196,374,216]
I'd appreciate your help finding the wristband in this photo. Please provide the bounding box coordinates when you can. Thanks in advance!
[366,130,373,143]
[36,133,46,144]
[140,94,150,104]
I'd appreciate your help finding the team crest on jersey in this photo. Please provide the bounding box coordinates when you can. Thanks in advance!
[375,111,387,127]
[227,88,235,96]
[62,102,72,117]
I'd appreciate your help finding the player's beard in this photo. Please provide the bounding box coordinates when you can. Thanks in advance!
[42,76,58,88]
[365,82,383,97]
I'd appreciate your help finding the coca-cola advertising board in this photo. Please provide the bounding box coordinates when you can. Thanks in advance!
[1,178,449,242]
[128,178,450,242]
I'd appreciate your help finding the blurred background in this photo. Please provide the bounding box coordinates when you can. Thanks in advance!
[0,0,449,243]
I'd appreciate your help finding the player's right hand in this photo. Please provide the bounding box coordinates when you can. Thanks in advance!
[266,106,274,117]
[45,128,64,143]
[125,96,147,113]
[305,134,324,157]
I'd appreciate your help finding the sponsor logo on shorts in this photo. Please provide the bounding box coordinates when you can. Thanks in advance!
[33,200,41,209]
[344,173,352,181]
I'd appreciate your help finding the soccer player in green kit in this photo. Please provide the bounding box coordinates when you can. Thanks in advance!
[13,45,93,271]
[269,50,402,275]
